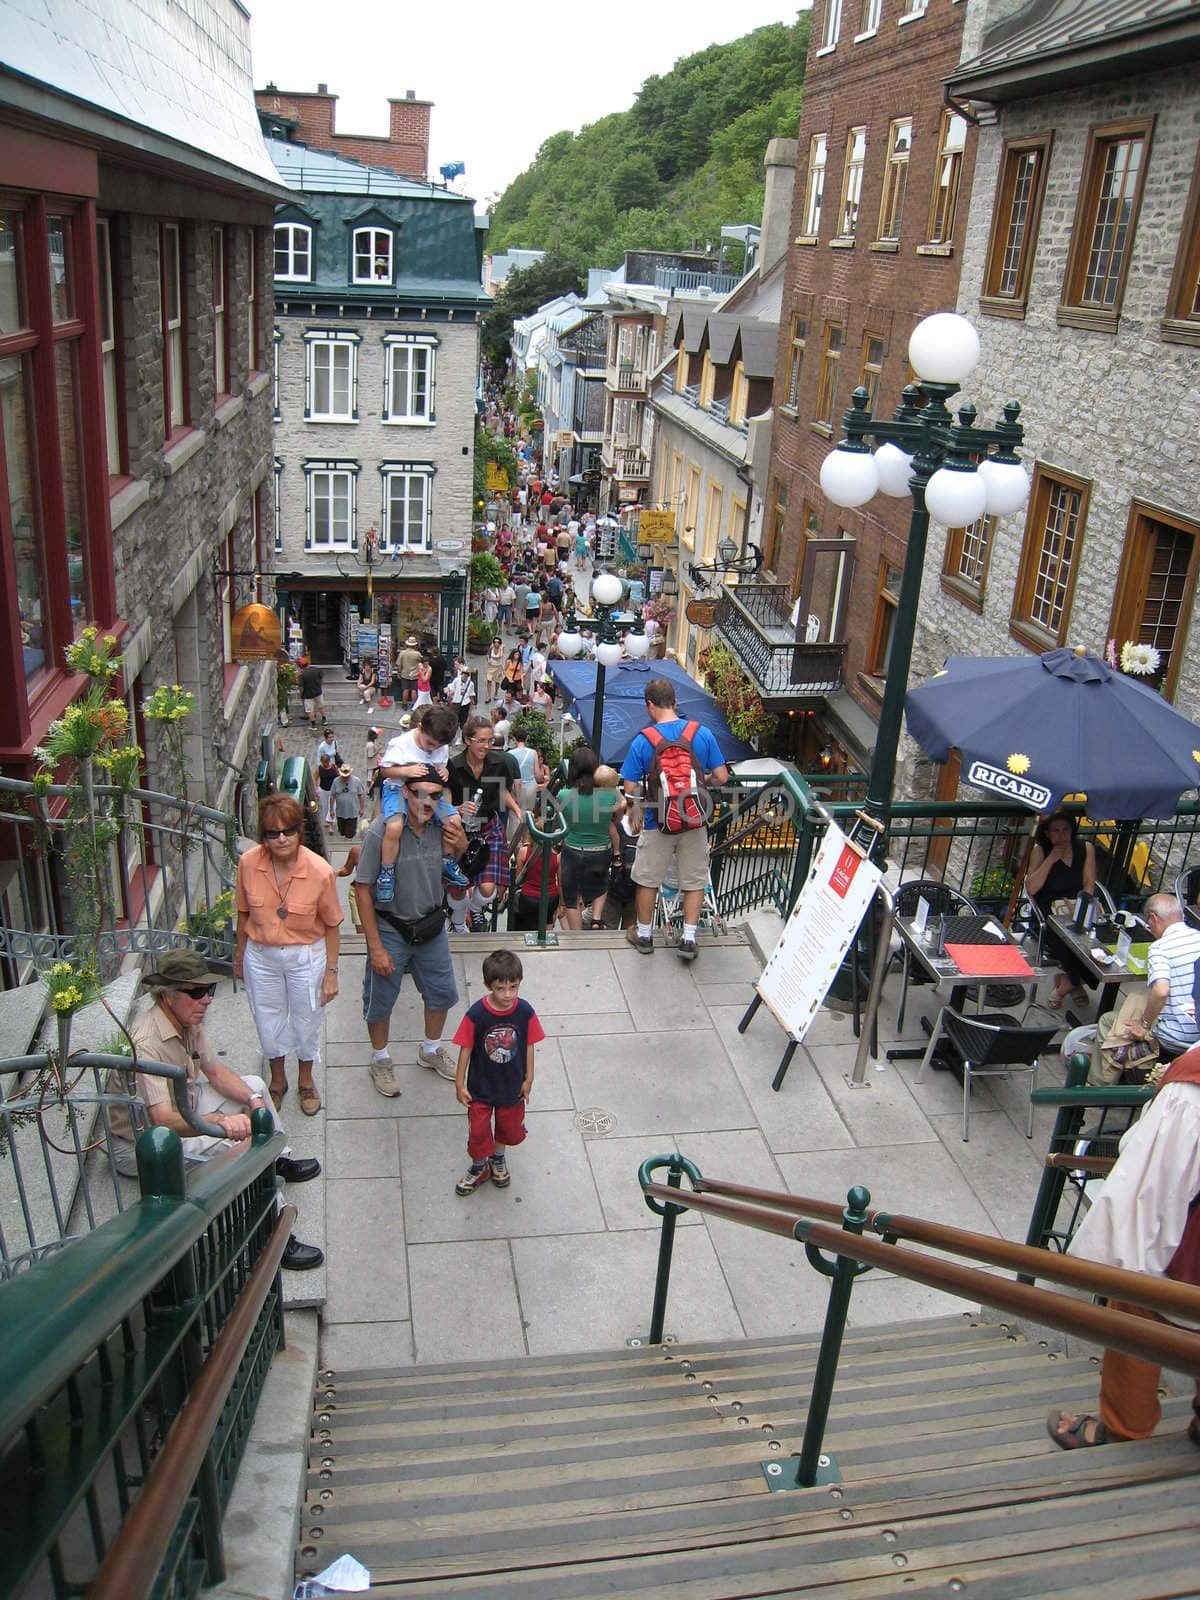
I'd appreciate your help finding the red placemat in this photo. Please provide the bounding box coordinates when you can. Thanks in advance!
[944,941,1034,978]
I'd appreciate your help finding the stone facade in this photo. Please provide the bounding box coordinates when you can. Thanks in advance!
[902,51,1200,796]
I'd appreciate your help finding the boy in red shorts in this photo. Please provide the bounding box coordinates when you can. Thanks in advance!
[451,949,543,1194]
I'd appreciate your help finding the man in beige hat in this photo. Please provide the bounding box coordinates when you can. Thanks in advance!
[396,635,423,704]
[116,949,323,1270]
[330,762,367,839]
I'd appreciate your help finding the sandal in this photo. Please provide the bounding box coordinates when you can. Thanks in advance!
[298,1084,322,1116]
[269,1082,288,1112]
[1047,1409,1109,1450]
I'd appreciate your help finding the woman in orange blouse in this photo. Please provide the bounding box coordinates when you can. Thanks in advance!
[234,793,342,1116]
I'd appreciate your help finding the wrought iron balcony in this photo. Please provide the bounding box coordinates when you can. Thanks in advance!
[714,587,846,702]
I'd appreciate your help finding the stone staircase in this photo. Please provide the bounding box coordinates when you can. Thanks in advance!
[296,1315,1200,1596]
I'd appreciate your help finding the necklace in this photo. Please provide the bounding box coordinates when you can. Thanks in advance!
[271,859,298,920]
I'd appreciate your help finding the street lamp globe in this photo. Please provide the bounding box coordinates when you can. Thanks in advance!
[591,571,623,607]
[595,639,623,667]
[924,463,988,528]
[978,455,1032,517]
[625,629,650,659]
[874,441,914,498]
[557,628,583,659]
[908,312,980,386]
[819,444,879,509]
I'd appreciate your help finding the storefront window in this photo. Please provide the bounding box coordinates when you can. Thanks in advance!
[47,214,73,322]
[1,354,50,683]
[54,342,89,631]
[0,210,25,335]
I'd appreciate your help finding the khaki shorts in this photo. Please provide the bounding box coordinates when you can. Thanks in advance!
[631,825,711,892]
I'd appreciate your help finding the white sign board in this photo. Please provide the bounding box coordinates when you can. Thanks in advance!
[755,821,883,1043]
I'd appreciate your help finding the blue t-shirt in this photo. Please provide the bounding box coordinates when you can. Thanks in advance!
[620,717,725,831]
[451,996,545,1105]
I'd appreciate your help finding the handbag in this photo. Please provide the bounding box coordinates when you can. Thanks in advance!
[461,834,490,878]
[374,903,447,945]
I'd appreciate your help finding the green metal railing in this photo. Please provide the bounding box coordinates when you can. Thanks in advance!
[638,1154,1200,1491]
[0,1113,286,1598]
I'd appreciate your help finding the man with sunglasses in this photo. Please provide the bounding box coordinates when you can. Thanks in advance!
[119,949,324,1271]
[355,765,468,1095]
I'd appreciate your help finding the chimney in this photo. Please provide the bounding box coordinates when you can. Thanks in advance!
[406,89,415,99]
[759,137,798,276]
[317,82,328,94]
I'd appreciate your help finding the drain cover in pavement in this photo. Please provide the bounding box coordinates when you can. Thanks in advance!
[575,1107,616,1136]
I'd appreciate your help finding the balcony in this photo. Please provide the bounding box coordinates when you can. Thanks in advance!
[614,446,650,479]
[607,359,648,394]
[653,265,740,295]
[714,584,846,702]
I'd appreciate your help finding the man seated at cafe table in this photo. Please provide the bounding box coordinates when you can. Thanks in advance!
[1124,893,1200,1060]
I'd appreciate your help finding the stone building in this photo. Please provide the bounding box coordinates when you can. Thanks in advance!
[903,0,1200,797]
[263,130,490,667]
[0,0,283,831]
[764,0,976,774]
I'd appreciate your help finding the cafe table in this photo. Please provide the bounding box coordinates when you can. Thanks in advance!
[1046,915,1149,1017]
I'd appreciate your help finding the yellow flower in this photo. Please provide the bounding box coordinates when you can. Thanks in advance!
[51,985,84,1013]
[1006,753,1031,775]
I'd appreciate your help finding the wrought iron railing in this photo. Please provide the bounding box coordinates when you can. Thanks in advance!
[653,266,739,295]
[709,772,816,919]
[714,594,846,699]
[729,581,793,630]
[0,1115,288,1598]
[0,774,241,980]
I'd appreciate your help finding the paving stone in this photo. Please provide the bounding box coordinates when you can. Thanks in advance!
[325,1117,398,1178]
[321,1319,416,1370]
[611,947,710,1031]
[324,1177,409,1324]
[561,1028,754,1138]
[929,1109,1047,1242]
[513,1225,745,1355]
[707,1004,854,1155]
[408,1240,526,1363]
[538,1010,635,1037]
[774,1143,999,1239]
[584,1133,702,1232]
[398,1109,606,1243]
[805,1040,941,1147]
[461,948,626,1013]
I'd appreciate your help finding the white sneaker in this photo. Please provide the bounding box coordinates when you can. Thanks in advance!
[418,1045,457,1081]
[369,1057,401,1097]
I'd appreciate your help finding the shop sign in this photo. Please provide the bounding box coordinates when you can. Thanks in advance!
[685,598,719,627]
[638,510,676,544]
[618,486,640,503]
[231,603,283,661]
[485,464,510,492]
[435,539,466,552]
[557,430,573,449]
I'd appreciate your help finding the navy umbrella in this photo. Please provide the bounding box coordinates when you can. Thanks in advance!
[904,645,1200,819]
[548,658,756,767]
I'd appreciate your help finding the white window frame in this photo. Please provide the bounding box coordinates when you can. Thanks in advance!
[161,221,185,433]
[246,227,258,373]
[274,223,312,282]
[383,335,437,424]
[212,225,227,397]
[898,0,929,20]
[381,464,434,552]
[838,128,868,240]
[819,0,843,52]
[877,117,913,243]
[97,217,121,475]
[303,462,358,550]
[353,227,393,284]
[272,328,282,420]
[801,135,827,238]
[273,460,283,552]
[304,330,360,422]
[856,0,882,36]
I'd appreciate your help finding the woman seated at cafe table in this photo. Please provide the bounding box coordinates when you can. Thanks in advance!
[1026,811,1097,1009]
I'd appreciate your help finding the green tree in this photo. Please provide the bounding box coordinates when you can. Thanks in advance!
[481,252,584,366]
[608,153,660,212]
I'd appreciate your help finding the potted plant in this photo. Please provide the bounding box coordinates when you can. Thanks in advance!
[466,615,497,655]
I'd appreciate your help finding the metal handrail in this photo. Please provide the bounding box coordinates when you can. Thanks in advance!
[642,1181,1200,1377]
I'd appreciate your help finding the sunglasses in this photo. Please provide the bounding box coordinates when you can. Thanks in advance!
[263,826,300,838]
[178,983,217,1000]
[406,786,443,801]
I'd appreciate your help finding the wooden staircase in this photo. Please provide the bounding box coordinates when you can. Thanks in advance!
[298,1315,1200,1596]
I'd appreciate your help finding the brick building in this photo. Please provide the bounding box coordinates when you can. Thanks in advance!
[902,0,1200,797]
[0,0,284,830]
[764,0,975,772]
[263,131,489,667]
[255,85,431,182]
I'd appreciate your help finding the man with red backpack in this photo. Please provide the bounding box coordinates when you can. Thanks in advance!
[619,678,729,962]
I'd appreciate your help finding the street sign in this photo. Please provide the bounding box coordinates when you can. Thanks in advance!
[639,510,676,544]
[435,538,466,552]
[485,464,509,492]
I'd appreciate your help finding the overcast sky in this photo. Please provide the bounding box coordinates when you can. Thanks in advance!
[248,1,808,206]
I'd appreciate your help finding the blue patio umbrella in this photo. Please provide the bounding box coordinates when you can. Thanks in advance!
[904,645,1200,819]
[548,658,757,767]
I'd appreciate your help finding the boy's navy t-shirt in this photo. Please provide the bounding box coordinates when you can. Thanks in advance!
[452,997,545,1105]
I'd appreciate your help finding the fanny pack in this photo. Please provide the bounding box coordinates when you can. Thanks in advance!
[373,903,447,945]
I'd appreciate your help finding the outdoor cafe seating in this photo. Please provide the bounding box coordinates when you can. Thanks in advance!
[918,1010,1061,1142]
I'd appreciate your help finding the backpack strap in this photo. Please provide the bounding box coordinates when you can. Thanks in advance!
[642,724,663,750]
[680,720,700,749]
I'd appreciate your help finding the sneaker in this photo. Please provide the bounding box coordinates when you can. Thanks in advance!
[626,926,654,955]
[442,858,469,888]
[488,1157,511,1188]
[374,865,396,904]
[418,1044,457,1081]
[455,1162,491,1196]
[469,911,490,933]
[677,938,698,963]
[369,1056,401,1097]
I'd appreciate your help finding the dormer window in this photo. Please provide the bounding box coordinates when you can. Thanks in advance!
[274,223,312,282]
[353,228,392,284]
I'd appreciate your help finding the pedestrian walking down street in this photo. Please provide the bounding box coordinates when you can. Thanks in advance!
[299,662,324,727]
[451,949,542,1195]
[330,763,367,839]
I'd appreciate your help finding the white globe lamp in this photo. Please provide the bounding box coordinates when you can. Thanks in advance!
[874,441,914,498]
[557,627,583,659]
[591,572,623,608]
[819,445,879,509]
[595,638,622,667]
[978,455,1031,517]
[924,464,988,528]
[625,629,650,659]
[908,312,980,386]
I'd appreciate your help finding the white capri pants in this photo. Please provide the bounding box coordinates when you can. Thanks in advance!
[243,939,326,1062]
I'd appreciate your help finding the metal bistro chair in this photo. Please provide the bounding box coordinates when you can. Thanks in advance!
[892,879,978,1033]
[1176,864,1200,931]
[918,1009,1061,1142]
